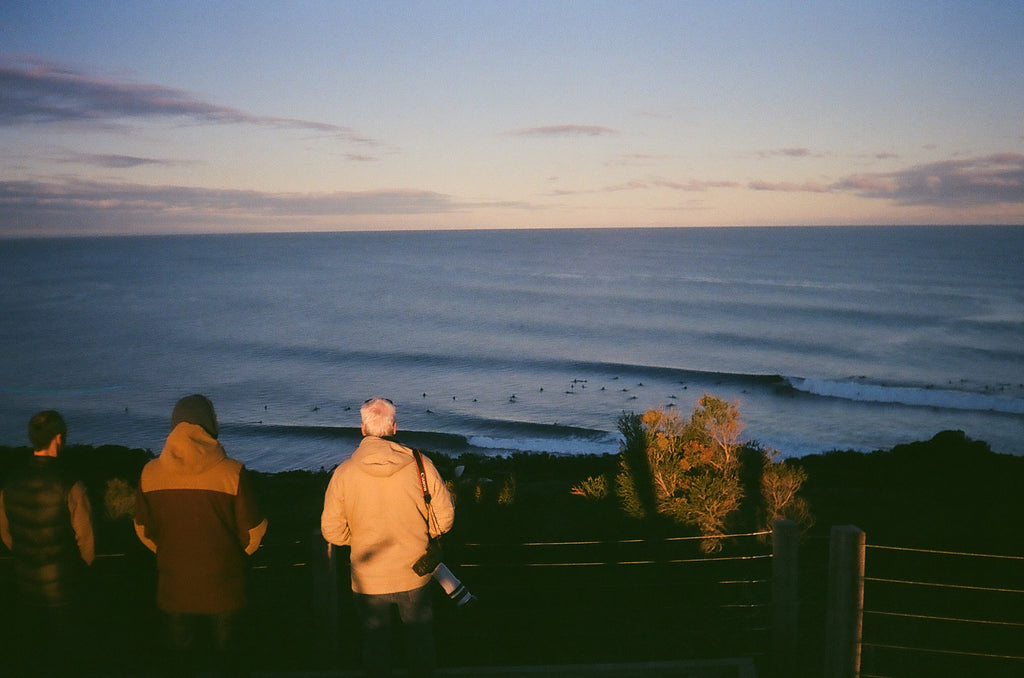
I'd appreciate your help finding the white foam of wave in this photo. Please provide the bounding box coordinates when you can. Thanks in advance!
[467,434,622,456]
[788,378,1024,414]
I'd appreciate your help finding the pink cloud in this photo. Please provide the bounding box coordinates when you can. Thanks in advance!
[60,152,179,169]
[834,175,899,193]
[508,124,619,137]
[0,178,466,236]
[655,179,740,191]
[0,56,381,146]
[749,180,830,193]
[833,154,1024,206]
[758,148,814,158]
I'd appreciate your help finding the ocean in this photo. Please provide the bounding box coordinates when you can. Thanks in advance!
[1,226,1021,472]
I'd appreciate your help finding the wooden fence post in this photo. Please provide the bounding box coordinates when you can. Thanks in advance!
[311,529,339,659]
[772,519,799,677]
[824,525,865,678]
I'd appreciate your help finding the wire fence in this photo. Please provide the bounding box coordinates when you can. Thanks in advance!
[91,526,776,671]
[387,529,778,669]
[860,543,1024,678]
[1,530,776,673]
[12,525,1022,676]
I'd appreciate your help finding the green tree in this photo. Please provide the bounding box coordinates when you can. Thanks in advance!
[760,451,812,528]
[615,394,809,551]
[686,393,744,470]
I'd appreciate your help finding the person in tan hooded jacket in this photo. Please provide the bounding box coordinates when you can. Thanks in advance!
[321,397,455,678]
[134,394,267,678]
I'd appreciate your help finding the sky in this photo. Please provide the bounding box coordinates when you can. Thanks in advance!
[2,0,1023,237]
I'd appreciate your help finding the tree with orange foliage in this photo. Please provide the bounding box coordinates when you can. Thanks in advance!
[615,394,808,552]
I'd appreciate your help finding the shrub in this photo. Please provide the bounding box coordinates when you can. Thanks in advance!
[615,394,809,551]
[761,453,813,528]
[497,474,517,505]
[103,477,137,520]
[570,474,609,501]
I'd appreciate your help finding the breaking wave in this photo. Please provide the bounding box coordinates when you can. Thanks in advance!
[786,377,1024,415]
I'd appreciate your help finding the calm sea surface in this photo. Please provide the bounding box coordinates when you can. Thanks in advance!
[1,226,1021,471]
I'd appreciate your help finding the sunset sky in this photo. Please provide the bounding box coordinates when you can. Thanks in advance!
[2,1,1023,237]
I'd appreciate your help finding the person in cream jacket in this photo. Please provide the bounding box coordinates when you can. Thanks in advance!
[321,397,454,678]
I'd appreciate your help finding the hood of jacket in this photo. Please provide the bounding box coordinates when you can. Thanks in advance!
[160,422,227,475]
[352,436,416,479]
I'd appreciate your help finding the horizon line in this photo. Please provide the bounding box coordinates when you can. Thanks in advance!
[3,223,1023,241]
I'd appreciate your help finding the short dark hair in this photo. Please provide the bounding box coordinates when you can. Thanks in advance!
[28,410,67,451]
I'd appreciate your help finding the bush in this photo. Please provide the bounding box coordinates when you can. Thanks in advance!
[570,474,609,501]
[615,395,810,550]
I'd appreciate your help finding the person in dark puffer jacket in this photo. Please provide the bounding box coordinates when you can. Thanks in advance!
[134,394,267,678]
[0,409,95,677]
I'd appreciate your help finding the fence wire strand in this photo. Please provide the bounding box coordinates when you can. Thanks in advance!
[867,544,1024,561]
[863,541,1024,675]
[865,609,1024,628]
[863,642,1024,662]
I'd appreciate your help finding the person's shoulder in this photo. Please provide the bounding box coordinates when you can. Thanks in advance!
[381,436,415,455]
[212,456,247,490]
[353,435,413,458]
[139,455,162,481]
[220,456,245,472]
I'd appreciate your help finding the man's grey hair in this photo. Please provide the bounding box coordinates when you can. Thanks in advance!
[361,397,397,437]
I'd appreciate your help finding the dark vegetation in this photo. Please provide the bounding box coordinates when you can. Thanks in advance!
[796,429,1024,553]
[1,429,1021,675]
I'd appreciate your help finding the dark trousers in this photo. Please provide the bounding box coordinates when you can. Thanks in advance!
[355,585,436,678]
[162,609,247,678]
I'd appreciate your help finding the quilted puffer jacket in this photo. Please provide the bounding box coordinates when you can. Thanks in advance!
[0,455,94,607]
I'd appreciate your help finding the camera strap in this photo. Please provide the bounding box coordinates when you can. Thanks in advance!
[412,447,431,505]
[411,448,439,537]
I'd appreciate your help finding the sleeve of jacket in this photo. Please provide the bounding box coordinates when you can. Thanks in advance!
[0,491,11,551]
[235,468,267,555]
[133,485,158,553]
[320,468,351,545]
[68,481,95,565]
[425,456,455,537]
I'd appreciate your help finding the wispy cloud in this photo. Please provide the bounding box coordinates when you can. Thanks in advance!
[655,179,741,191]
[508,124,619,137]
[550,177,738,196]
[60,152,180,169]
[0,56,381,146]
[758,147,814,158]
[606,153,667,167]
[834,154,1024,207]
[749,180,830,193]
[0,179,462,235]
[342,153,381,163]
[742,154,1024,208]
[541,151,1023,213]
[548,180,644,197]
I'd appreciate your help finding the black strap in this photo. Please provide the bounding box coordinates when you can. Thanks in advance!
[412,448,432,505]
[412,448,438,536]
